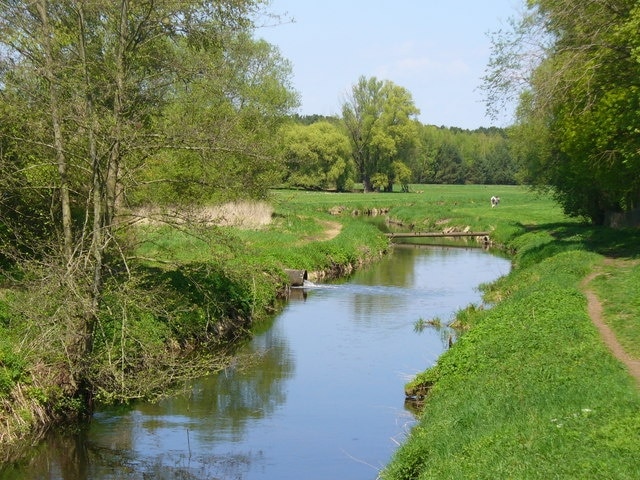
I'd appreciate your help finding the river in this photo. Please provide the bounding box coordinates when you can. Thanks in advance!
[2,245,510,480]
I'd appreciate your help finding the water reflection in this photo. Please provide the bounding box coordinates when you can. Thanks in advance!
[1,245,510,480]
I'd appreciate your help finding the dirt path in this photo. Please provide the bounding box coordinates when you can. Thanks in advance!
[321,220,342,241]
[582,260,640,387]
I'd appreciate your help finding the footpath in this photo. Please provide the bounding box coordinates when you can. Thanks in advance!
[582,258,640,386]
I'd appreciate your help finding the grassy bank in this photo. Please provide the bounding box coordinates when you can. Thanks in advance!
[382,216,640,478]
[266,187,640,477]
[0,192,390,455]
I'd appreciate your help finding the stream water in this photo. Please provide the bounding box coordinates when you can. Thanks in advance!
[2,245,510,480]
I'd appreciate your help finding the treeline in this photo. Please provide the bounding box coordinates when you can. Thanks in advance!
[280,108,518,193]
[411,124,515,186]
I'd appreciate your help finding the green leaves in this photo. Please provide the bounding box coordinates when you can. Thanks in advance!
[280,121,354,191]
[487,0,640,223]
[342,76,420,191]
[0,346,27,399]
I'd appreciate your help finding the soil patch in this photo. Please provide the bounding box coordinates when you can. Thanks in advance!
[300,220,342,243]
[321,220,342,241]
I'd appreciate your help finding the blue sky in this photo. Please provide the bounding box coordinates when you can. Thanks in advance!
[258,0,520,129]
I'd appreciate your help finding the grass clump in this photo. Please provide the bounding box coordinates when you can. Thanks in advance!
[414,317,442,332]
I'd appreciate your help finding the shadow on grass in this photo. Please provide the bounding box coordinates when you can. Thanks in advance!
[518,221,640,261]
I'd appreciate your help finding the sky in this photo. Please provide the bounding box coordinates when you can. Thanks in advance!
[257,0,521,130]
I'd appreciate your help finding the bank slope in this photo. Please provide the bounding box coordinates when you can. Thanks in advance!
[382,245,640,479]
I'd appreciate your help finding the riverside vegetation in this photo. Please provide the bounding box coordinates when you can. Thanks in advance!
[2,184,639,478]
[2,1,639,474]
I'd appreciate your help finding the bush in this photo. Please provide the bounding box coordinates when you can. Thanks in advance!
[0,346,26,398]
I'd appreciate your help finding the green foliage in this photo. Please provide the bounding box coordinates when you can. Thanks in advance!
[283,100,515,193]
[413,125,517,185]
[414,316,443,332]
[486,0,640,223]
[370,172,390,191]
[0,0,299,415]
[391,161,412,192]
[0,346,27,399]
[0,299,10,328]
[342,76,420,191]
[163,261,271,333]
[280,121,354,191]
[433,142,465,184]
[449,304,485,330]
[128,33,297,206]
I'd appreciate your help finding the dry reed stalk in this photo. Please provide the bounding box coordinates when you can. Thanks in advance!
[128,201,273,229]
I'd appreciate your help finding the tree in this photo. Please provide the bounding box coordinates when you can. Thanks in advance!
[280,121,354,191]
[0,0,296,402]
[341,76,420,192]
[392,161,412,192]
[484,0,640,224]
[131,32,298,205]
[433,143,465,184]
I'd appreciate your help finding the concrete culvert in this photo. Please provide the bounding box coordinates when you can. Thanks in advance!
[284,269,308,287]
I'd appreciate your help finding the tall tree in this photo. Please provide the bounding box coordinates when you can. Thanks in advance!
[484,0,640,224]
[341,76,420,192]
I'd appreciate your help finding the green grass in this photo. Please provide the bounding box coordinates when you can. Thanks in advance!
[381,196,640,479]
[270,185,572,245]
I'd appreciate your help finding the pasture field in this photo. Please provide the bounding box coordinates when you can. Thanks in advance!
[269,184,569,244]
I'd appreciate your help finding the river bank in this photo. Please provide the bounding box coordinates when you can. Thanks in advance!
[3,185,638,475]
[382,223,640,479]
[1,244,511,478]
[0,200,391,462]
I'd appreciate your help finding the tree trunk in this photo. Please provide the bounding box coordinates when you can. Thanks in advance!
[36,0,73,263]
[106,0,128,224]
[77,3,103,362]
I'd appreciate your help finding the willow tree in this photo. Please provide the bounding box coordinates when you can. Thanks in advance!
[0,0,296,401]
[484,0,640,224]
[280,121,354,191]
[341,76,420,192]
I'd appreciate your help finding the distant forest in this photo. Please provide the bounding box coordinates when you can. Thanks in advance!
[281,111,518,192]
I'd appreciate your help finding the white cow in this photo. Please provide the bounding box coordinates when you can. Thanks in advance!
[491,196,500,208]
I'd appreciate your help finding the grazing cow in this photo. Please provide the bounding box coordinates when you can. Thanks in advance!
[491,196,500,208]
